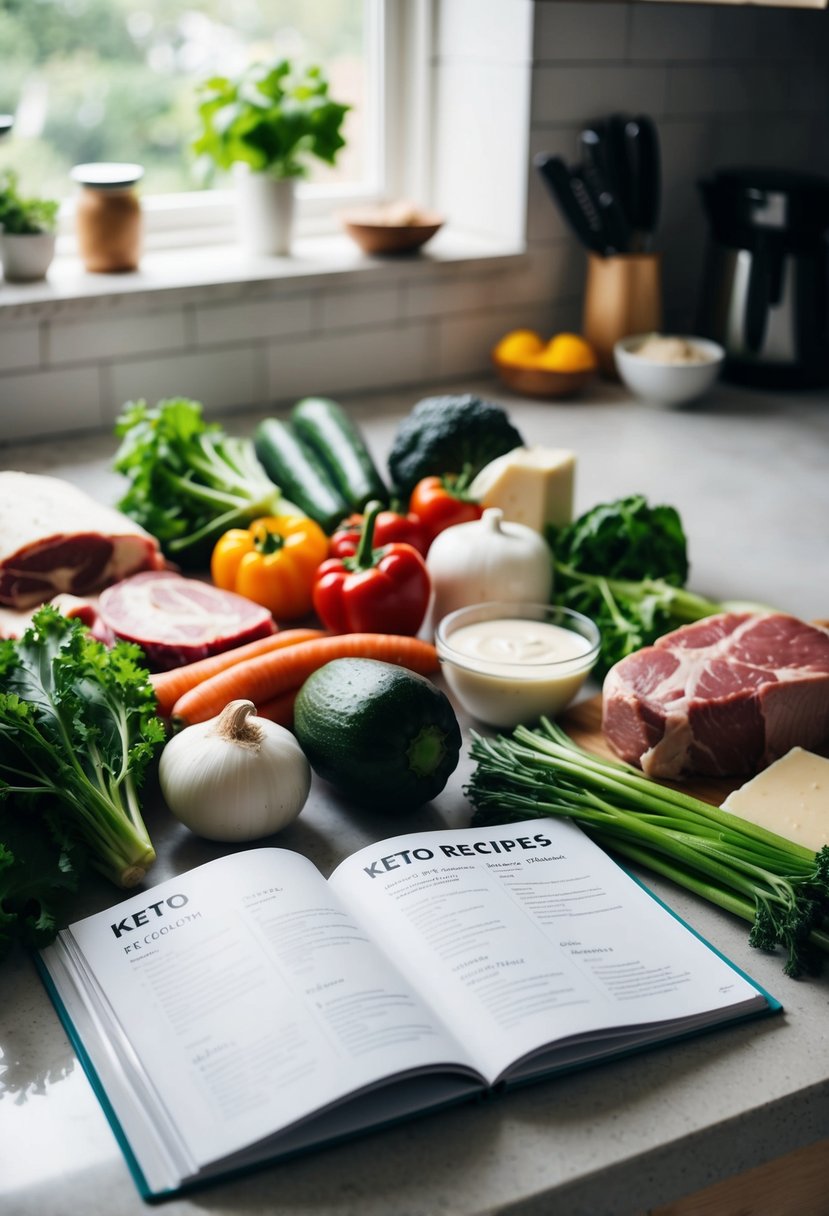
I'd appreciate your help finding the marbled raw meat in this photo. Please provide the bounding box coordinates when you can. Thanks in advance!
[602,613,829,779]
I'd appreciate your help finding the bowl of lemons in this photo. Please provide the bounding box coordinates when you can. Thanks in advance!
[492,330,597,399]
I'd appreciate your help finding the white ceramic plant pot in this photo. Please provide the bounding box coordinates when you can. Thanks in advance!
[0,231,56,282]
[234,168,296,257]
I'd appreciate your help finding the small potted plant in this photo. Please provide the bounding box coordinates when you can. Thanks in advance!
[192,59,350,257]
[0,170,59,282]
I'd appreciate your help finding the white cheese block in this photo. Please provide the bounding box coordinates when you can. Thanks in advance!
[469,446,576,532]
[720,747,829,853]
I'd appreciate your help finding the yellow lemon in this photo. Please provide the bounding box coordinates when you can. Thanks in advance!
[535,333,598,373]
[493,329,544,366]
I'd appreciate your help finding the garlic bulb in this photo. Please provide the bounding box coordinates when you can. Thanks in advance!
[159,699,311,842]
[427,507,553,631]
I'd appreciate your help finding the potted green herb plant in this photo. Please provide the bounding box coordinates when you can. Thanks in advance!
[0,170,59,282]
[192,59,350,257]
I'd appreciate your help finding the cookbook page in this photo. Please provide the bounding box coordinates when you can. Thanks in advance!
[50,848,477,1172]
[330,819,766,1085]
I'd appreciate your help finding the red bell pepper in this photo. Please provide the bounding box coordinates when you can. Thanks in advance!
[408,472,483,547]
[329,508,429,559]
[312,501,431,636]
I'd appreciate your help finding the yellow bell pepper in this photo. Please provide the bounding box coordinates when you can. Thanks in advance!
[211,515,329,620]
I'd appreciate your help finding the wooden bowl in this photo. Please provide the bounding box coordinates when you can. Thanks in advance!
[339,210,444,256]
[492,357,595,400]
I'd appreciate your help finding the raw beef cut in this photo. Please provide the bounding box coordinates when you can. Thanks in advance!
[94,571,272,676]
[98,571,276,671]
[0,471,164,610]
[602,613,829,779]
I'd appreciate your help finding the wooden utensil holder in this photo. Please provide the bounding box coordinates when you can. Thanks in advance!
[582,252,663,379]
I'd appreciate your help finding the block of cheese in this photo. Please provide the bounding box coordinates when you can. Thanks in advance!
[720,747,829,853]
[468,446,575,532]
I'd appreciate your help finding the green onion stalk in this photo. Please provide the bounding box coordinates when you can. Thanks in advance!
[466,719,829,978]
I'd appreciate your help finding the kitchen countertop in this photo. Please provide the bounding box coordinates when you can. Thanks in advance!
[1,377,828,1216]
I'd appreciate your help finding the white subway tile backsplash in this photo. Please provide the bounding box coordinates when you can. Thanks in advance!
[0,322,40,373]
[534,2,628,64]
[753,8,811,61]
[495,245,585,309]
[320,285,401,331]
[404,275,498,319]
[709,9,758,62]
[46,309,187,365]
[107,346,267,420]
[532,65,668,127]
[194,293,314,345]
[0,366,102,441]
[629,6,712,63]
[265,322,435,402]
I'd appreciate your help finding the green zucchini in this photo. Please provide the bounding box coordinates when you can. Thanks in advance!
[291,397,388,511]
[253,416,350,533]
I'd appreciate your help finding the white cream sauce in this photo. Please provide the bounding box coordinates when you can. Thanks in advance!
[441,618,594,728]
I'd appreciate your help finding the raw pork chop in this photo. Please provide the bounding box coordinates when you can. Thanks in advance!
[0,471,163,609]
[602,613,829,779]
[98,571,275,670]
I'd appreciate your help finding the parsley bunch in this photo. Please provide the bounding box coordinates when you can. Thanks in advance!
[0,608,165,960]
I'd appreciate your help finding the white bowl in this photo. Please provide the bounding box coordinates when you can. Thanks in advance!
[614,334,724,407]
[435,601,600,729]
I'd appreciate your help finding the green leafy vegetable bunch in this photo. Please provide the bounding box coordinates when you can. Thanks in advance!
[0,607,165,961]
[467,719,829,979]
[114,397,301,568]
[0,168,59,235]
[192,59,350,181]
[547,495,768,678]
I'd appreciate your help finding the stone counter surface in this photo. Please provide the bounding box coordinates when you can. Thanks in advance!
[1,378,827,1216]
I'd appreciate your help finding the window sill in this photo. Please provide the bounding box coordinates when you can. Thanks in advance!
[0,227,527,320]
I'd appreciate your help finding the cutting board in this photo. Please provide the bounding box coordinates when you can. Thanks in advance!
[562,695,743,807]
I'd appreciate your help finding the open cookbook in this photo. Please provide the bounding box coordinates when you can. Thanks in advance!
[38,818,780,1200]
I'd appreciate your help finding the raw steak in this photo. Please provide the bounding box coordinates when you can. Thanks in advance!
[0,471,164,610]
[98,571,275,671]
[602,613,829,779]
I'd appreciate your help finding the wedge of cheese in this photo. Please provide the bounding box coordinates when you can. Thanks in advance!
[469,446,575,532]
[721,747,829,852]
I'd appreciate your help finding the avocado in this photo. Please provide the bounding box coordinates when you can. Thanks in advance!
[293,658,461,813]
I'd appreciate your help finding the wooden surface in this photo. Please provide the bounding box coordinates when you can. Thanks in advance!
[562,694,743,806]
[644,1136,829,1216]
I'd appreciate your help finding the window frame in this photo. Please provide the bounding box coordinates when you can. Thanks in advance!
[55,0,432,250]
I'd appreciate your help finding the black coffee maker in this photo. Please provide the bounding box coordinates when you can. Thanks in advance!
[697,168,829,388]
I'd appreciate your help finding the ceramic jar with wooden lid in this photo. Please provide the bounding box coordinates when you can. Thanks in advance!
[71,162,144,273]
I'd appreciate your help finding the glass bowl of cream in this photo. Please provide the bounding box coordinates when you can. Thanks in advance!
[435,602,600,729]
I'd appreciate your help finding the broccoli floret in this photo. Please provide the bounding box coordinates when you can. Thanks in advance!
[387,394,524,498]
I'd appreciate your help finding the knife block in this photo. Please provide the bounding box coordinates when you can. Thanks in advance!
[582,253,662,379]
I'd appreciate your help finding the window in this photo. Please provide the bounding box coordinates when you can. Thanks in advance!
[0,0,412,243]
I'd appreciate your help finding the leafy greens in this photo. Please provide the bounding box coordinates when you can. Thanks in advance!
[0,607,165,960]
[468,719,829,978]
[547,494,769,678]
[114,397,301,568]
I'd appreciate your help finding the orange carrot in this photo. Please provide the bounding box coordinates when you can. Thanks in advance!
[150,628,326,718]
[256,688,299,730]
[172,633,439,726]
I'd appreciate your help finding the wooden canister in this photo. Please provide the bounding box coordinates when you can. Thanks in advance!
[582,252,663,379]
[71,162,144,273]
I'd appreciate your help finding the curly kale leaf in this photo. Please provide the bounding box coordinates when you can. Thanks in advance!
[0,608,165,920]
